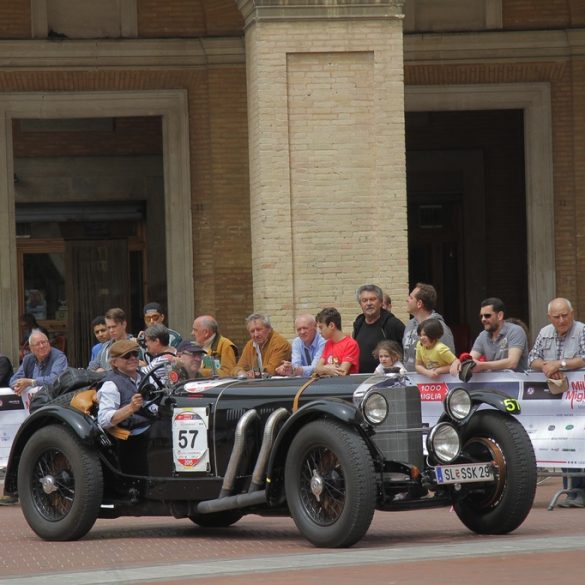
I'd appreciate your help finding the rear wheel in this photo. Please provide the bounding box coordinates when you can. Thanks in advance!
[18,425,103,541]
[452,410,536,534]
[285,419,376,548]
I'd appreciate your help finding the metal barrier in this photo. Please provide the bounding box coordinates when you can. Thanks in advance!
[537,469,585,510]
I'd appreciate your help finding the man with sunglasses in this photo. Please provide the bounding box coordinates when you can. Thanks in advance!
[141,302,182,349]
[97,339,152,473]
[451,297,528,375]
[97,339,146,431]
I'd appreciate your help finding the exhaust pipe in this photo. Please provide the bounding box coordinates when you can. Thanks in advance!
[219,409,259,498]
[196,408,288,516]
[196,489,267,515]
[249,407,289,492]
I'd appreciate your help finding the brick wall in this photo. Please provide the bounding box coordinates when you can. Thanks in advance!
[0,0,30,39]
[502,0,585,29]
[12,117,162,158]
[137,0,243,38]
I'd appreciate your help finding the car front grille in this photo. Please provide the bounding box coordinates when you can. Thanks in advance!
[368,383,425,471]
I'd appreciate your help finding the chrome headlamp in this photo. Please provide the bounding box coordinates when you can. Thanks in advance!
[444,387,472,421]
[361,392,388,425]
[427,422,461,463]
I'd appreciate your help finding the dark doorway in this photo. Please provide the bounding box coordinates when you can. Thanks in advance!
[406,110,528,352]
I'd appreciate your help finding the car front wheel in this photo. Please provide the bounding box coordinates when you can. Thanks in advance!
[452,410,537,534]
[18,424,103,541]
[285,419,376,548]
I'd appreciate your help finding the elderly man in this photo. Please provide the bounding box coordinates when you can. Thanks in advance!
[529,298,585,378]
[233,313,291,378]
[529,298,585,508]
[403,283,455,371]
[352,284,405,373]
[275,314,325,377]
[451,297,528,375]
[192,315,238,377]
[97,339,149,474]
[10,331,68,396]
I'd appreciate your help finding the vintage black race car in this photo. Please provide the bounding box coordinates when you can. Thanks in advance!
[3,364,537,547]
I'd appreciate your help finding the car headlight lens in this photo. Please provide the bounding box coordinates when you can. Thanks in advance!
[362,392,388,425]
[427,422,461,463]
[445,387,472,421]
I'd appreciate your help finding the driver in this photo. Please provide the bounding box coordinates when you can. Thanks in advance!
[97,339,152,473]
[97,339,146,430]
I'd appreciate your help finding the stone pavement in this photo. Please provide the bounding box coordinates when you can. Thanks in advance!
[1,476,585,585]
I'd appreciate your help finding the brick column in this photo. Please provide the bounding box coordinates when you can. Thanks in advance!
[237,0,408,332]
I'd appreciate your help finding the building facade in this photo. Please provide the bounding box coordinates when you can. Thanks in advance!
[0,0,582,365]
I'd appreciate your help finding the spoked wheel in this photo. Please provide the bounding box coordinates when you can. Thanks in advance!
[18,425,103,541]
[452,410,537,534]
[285,420,376,548]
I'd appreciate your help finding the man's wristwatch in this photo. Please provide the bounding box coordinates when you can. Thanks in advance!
[560,359,567,369]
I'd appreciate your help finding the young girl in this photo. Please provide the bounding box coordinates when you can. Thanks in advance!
[373,340,405,374]
[415,318,456,378]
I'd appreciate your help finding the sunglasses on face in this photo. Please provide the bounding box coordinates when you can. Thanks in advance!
[144,314,162,323]
[120,351,140,359]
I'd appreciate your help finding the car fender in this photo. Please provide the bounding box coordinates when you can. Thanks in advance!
[439,387,521,427]
[3,405,100,494]
[264,398,364,502]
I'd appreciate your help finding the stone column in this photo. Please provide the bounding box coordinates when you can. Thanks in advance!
[237,0,409,332]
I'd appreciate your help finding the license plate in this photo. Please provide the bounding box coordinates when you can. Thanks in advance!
[435,462,495,485]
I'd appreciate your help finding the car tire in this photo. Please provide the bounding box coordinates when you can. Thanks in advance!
[452,410,537,534]
[18,424,103,541]
[285,419,376,548]
[189,510,243,528]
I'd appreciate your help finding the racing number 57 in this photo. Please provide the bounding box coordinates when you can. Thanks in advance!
[178,429,199,449]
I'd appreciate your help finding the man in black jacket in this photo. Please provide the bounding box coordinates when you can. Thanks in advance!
[353,284,405,373]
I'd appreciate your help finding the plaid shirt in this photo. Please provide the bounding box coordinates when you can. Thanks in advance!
[528,321,585,365]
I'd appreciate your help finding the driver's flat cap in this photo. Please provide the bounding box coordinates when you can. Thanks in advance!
[110,339,140,358]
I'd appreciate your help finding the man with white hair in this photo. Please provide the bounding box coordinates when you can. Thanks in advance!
[275,314,325,377]
[10,331,68,396]
[529,297,585,508]
[529,297,585,377]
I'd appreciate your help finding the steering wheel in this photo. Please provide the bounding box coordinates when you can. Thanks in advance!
[137,361,168,397]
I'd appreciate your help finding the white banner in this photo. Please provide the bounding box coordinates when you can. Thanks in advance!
[409,370,585,469]
[0,388,27,468]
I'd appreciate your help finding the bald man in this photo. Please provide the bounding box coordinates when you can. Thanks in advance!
[275,314,325,377]
[191,315,238,377]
